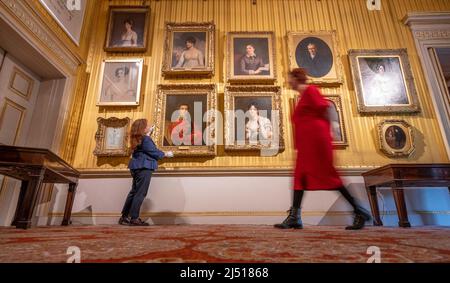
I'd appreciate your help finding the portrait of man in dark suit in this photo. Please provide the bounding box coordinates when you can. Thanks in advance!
[295,37,333,78]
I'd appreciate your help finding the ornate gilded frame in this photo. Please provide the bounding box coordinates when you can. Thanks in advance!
[93,117,131,157]
[325,95,348,147]
[104,6,150,53]
[153,84,217,157]
[349,49,420,113]
[290,94,348,147]
[162,22,215,77]
[287,31,343,85]
[224,85,284,152]
[378,119,415,158]
[226,31,277,83]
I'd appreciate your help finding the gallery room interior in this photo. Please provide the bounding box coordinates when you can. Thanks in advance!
[0,0,449,264]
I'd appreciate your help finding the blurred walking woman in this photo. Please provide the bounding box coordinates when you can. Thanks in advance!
[275,68,371,230]
[119,119,173,226]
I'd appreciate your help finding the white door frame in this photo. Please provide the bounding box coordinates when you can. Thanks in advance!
[404,12,450,158]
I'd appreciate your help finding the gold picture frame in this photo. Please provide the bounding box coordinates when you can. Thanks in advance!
[349,49,420,113]
[9,67,34,101]
[93,117,131,157]
[153,84,217,157]
[96,58,143,106]
[325,95,348,147]
[287,31,343,85]
[162,22,215,77]
[224,85,285,153]
[104,6,150,53]
[226,32,277,83]
[290,94,348,147]
[378,119,415,158]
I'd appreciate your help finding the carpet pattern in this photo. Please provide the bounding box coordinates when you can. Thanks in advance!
[0,225,449,263]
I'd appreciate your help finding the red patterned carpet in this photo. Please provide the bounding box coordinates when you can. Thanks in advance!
[0,225,449,263]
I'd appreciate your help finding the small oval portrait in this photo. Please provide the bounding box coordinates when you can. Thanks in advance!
[385,125,406,149]
[295,37,333,78]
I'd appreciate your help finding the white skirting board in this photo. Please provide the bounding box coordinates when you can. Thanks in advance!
[33,175,450,227]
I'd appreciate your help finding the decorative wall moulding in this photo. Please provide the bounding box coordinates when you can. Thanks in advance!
[0,0,82,73]
[78,166,378,179]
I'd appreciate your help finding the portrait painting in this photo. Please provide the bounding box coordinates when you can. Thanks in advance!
[105,127,125,150]
[227,32,276,82]
[288,31,343,85]
[325,96,348,147]
[93,117,130,157]
[39,0,87,45]
[291,94,348,147]
[163,94,207,147]
[225,86,284,153]
[349,49,420,113]
[153,84,217,157]
[97,58,143,106]
[378,120,414,157]
[104,6,150,52]
[162,22,215,77]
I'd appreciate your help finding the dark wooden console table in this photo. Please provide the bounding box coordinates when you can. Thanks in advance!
[362,164,450,227]
[0,145,80,229]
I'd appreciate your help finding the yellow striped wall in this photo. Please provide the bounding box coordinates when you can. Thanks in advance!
[70,0,450,170]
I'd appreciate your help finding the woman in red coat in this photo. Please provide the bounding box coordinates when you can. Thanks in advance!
[274,68,371,230]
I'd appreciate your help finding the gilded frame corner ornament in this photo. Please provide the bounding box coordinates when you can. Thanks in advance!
[93,117,131,157]
[153,84,217,157]
[161,22,215,78]
[287,30,344,86]
[348,49,421,114]
[224,85,285,152]
[378,119,415,158]
[226,31,277,83]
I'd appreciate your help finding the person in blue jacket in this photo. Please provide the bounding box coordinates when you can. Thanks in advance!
[119,118,174,226]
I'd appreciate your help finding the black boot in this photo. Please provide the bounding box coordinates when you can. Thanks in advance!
[345,205,372,230]
[274,207,303,229]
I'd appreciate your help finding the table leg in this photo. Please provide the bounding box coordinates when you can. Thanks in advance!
[392,188,411,228]
[11,180,28,226]
[62,182,77,226]
[365,185,383,226]
[15,168,45,229]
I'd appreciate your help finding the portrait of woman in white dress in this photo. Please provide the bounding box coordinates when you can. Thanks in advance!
[171,32,206,68]
[174,36,204,68]
[245,103,273,145]
[360,58,409,106]
[119,19,138,47]
[98,59,143,105]
[105,7,149,52]
[103,67,136,102]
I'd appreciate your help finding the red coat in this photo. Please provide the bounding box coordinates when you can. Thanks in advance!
[292,85,343,190]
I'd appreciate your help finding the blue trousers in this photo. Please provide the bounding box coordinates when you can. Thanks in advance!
[121,169,152,220]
